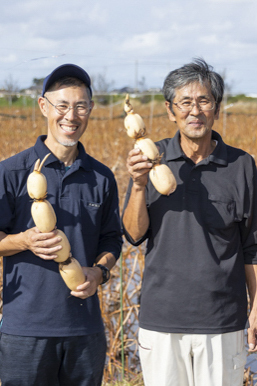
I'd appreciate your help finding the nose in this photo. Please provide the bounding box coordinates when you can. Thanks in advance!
[190,103,201,115]
[64,106,77,120]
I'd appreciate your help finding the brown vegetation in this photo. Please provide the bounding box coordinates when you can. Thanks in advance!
[0,99,257,384]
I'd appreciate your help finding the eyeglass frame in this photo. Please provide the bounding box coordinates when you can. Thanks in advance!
[44,96,92,116]
[172,99,216,113]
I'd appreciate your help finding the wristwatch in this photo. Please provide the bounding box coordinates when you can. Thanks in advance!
[95,264,110,285]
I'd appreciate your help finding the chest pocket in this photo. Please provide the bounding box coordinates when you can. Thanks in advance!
[204,194,237,230]
[79,200,103,235]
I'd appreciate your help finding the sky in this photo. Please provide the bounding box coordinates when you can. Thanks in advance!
[0,0,256,95]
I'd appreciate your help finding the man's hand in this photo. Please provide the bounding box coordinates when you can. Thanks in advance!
[245,265,257,352]
[23,227,63,260]
[126,148,152,188]
[70,266,103,299]
[248,311,257,352]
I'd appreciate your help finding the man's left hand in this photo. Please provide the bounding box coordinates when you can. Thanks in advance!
[70,266,102,299]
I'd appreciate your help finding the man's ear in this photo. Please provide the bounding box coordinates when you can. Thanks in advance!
[214,104,220,120]
[165,101,176,123]
[38,97,48,117]
[89,100,94,114]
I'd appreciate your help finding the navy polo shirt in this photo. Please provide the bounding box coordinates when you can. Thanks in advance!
[0,136,122,337]
[123,130,257,334]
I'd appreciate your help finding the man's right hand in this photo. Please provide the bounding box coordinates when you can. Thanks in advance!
[126,148,152,189]
[23,227,63,260]
[123,148,151,241]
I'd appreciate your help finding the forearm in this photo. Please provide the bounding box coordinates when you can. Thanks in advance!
[245,264,257,350]
[95,251,117,271]
[123,184,150,242]
[0,229,63,260]
[0,231,27,256]
[86,252,117,288]
[245,264,257,310]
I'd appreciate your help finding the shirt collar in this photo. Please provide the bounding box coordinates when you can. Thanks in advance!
[34,136,92,171]
[164,130,228,166]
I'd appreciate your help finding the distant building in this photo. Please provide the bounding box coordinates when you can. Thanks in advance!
[111,86,136,94]
[146,87,162,93]
[22,86,41,97]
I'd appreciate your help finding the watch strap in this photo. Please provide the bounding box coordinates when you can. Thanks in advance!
[95,264,110,285]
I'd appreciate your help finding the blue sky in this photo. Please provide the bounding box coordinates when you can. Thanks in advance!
[0,0,256,94]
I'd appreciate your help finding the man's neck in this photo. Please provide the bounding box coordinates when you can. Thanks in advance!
[44,138,79,167]
[180,134,216,164]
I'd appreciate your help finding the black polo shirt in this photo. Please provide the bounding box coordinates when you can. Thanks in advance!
[123,130,257,334]
[0,136,122,337]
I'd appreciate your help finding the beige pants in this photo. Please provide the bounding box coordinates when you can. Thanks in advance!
[138,328,246,386]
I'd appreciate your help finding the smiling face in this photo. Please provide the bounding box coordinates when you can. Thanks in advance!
[38,83,94,152]
[166,81,220,143]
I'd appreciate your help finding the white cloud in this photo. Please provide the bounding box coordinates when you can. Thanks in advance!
[210,0,253,2]
[0,0,256,93]
[0,54,17,64]
[87,3,108,24]
[121,32,162,52]
[198,35,220,45]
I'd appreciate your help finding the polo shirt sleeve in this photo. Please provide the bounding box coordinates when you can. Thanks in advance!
[121,178,150,246]
[241,157,257,264]
[0,163,16,233]
[96,176,122,260]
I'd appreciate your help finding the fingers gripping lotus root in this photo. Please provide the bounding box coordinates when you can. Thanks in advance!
[27,154,85,290]
[124,95,177,195]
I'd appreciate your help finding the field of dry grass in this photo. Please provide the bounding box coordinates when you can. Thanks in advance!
[0,97,257,385]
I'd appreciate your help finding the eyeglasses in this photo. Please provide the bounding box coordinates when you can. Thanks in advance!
[44,96,91,116]
[173,100,216,112]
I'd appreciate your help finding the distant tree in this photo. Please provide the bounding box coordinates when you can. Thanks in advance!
[91,73,115,94]
[32,78,44,87]
[3,75,19,103]
[90,72,115,105]
[3,74,19,93]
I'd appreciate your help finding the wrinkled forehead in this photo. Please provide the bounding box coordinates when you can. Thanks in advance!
[174,80,213,100]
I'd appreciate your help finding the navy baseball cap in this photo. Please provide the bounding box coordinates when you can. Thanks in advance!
[41,63,92,97]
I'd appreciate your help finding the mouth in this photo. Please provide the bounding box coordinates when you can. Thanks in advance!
[60,124,79,134]
[188,120,204,127]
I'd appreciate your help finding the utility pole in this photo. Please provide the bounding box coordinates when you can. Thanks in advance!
[135,60,138,93]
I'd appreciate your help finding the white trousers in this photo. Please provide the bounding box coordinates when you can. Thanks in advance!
[138,328,246,386]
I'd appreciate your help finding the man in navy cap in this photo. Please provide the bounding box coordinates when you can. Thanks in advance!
[0,64,122,385]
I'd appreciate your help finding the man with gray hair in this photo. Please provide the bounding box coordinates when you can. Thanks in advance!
[122,59,257,386]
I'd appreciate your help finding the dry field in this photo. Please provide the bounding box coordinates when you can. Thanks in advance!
[0,98,257,385]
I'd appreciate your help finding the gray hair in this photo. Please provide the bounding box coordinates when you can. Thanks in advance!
[163,58,224,113]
